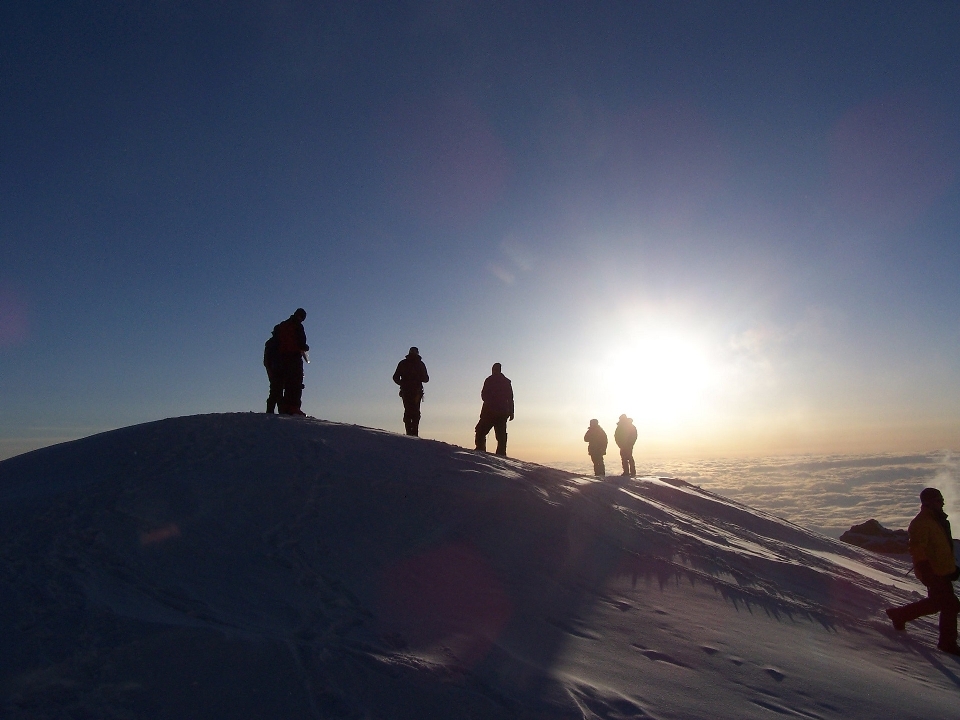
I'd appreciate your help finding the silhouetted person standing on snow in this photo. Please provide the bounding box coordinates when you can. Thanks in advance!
[614,414,638,476]
[393,346,429,436]
[263,325,282,413]
[584,419,607,476]
[275,308,309,415]
[475,363,514,456]
[886,488,960,655]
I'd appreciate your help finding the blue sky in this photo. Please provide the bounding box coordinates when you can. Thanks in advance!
[2,1,960,461]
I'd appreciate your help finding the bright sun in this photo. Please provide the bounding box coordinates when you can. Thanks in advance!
[595,325,718,428]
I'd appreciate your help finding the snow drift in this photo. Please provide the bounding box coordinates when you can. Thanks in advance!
[1,413,957,719]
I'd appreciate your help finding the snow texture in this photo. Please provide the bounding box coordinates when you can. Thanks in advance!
[0,413,957,719]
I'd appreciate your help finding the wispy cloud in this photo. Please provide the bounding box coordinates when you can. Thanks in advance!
[488,234,538,285]
[487,264,515,285]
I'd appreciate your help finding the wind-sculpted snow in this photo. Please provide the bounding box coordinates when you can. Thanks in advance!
[0,413,957,718]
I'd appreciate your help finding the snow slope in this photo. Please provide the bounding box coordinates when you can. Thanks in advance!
[1,413,957,719]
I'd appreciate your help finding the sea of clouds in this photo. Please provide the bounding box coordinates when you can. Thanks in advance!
[550,452,960,538]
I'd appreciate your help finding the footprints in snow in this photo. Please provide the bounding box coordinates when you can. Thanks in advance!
[630,643,690,668]
[765,667,786,682]
[552,607,790,687]
[599,596,634,612]
[632,643,788,685]
[546,616,602,640]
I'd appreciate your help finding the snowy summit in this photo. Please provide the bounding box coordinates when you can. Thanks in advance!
[0,413,955,718]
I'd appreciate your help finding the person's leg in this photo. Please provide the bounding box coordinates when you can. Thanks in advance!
[266,369,282,413]
[402,394,421,436]
[620,448,630,475]
[281,356,305,414]
[277,356,293,413]
[593,454,605,476]
[493,417,508,456]
[410,399,422,436]
[629,451,635,476]
[290,364,304,413]
[931,578,960,648]
[890,579,949,628]
[266,369,273,413]
[475,416,494,451]
[940,600,959,649]
[409,398,421,436]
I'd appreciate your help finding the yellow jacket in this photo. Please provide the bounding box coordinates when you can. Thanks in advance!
[908,508,957,577]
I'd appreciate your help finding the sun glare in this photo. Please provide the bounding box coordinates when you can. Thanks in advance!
[595,325,718,428]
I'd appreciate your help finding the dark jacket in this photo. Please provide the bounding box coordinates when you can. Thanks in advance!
[276,315,309,356]
[480,372,514,418]
[263,326,280,371]
[393,354,429,396]
[614,418,638,449]
[584,424,608,456]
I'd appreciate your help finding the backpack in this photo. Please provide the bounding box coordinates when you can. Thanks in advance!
[263,333,280,369]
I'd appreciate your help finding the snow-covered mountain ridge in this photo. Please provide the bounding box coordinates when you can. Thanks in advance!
[1,413,956,718]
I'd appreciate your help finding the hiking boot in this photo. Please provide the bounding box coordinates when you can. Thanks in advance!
[938,642,960,656]
[885,608,906,631]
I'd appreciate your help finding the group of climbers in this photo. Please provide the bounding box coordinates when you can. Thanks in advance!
[263,312,517,455]
[264,309,960,658]
[265,310,635,467]
[262,308,309,415]
[391,350,515,456]
[584,415,637,477]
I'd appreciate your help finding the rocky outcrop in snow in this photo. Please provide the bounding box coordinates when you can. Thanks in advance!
[839,519,909,554]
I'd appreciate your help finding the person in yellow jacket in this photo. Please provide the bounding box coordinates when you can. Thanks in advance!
[886,487,960,654]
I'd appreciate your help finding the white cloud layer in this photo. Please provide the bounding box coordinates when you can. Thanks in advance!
[550,452,959,537]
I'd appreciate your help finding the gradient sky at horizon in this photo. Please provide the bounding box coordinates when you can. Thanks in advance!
[2,1,960,463]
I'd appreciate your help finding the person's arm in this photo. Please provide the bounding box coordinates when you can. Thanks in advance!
[910,520,935,584]
[420,361,429,383]
[393,362,403,386]
[915,560,936,585]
